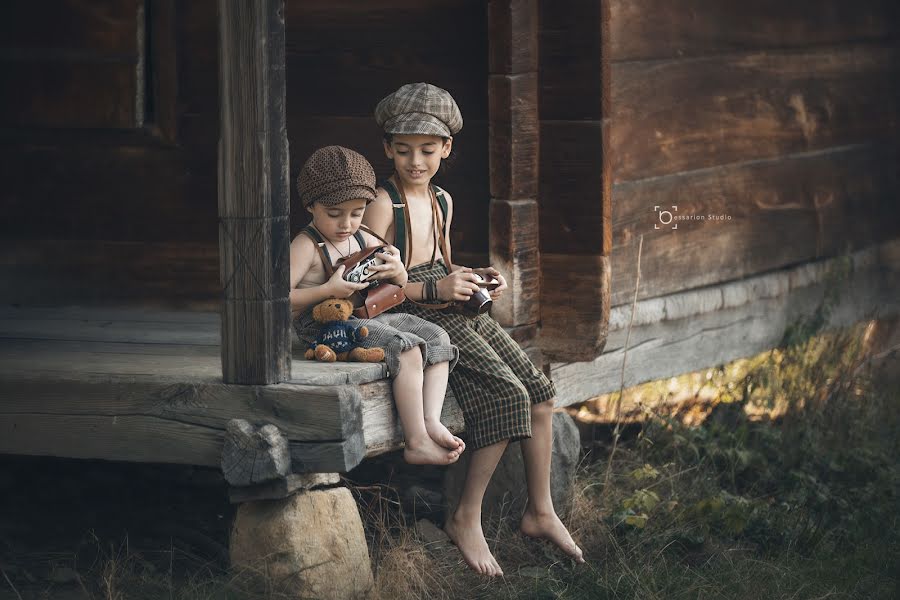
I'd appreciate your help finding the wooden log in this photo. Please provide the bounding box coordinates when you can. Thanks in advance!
[538,254,610,362]
[537,0,604,121]
[551,240,900,404]
[611,44,900,182]
[608,0,900,62]
[222,420,291,486]
[0,0,140,54]
[489,0,538,75]
[610,143,900,305]
[488,0,540,328]
[489,199,541,327]
[538,120,609,254]
[218,0,291,384]
[488,73,539,200]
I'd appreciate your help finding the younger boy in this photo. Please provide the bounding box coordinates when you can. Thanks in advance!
[290,145,464,465]
[364,83,585,576]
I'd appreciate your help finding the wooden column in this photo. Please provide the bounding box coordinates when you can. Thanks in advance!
[488,0,541,331]
[218,0,291,384]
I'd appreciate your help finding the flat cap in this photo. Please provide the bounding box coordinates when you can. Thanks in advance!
[296,146,376,207]
[375,82,463,138]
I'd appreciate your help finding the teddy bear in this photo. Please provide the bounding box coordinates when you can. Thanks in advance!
[304,298,385,363]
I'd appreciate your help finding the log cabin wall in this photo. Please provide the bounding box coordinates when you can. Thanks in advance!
[607,0,900,307]
[0,0,489,308]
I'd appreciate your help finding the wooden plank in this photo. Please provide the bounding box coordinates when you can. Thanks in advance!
[551,240,900,403]
[538,121,609,254]
[489,199,540,326]
[608,0,900,62]
[0,0,141,55]
[489,0,538,75]
[0,145,216,243]
[610,144,900,305]
[0,240,220,308]
[538,0,604,121]
[0,370,360,442]
[539,254,610,362]
[611,44,900,182]
[218,0,291,384]
[0,61,137,128]
[489,73,539,200]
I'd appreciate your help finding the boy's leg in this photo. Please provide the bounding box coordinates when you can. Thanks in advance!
[519,399,584,562]
[422,360,464,451]
[393,346,460,465]
[475,315,584,562]
[444,439,508,577]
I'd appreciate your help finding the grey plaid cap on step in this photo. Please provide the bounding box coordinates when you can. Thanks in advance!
[375,82,463,138]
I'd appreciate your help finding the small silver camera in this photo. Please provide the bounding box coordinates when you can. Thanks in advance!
[342,252,386,289]
[461,272,500,316]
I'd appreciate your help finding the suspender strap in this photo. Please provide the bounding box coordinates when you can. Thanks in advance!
[352,230,366,249]
[300,225,335,278]
[381,179,410,268]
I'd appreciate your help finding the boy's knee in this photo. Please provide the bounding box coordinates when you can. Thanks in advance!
[400,346,423,365]
[532,398,554,419]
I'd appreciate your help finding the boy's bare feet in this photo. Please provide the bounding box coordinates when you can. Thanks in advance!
[424,417,465,453]
[403,436,461,465]
[520,506,585,563]
[444,509,504,577]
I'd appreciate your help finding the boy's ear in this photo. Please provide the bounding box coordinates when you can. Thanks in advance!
[306,204,314,215]
[441,137,453,159]
[383,140,394,159]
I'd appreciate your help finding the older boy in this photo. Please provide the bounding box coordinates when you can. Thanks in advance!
[364,83,584,576]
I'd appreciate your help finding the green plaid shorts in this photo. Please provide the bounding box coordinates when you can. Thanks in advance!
[391,260,557,450]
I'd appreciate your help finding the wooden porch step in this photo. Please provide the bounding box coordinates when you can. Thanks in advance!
[0,307,463,473]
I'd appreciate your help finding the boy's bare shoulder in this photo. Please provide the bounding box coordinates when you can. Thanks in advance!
[290,231,318,261]
[369,188,394,213]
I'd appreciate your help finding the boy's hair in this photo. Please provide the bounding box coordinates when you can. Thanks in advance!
[296,146,376,207]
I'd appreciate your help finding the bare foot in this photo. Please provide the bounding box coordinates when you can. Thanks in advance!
[444,509,504,577]
[403,436,461,466]
[520,507,585,563]
[424,417,465,453]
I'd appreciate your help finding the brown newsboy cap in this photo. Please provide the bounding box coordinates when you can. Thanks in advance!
[296,146,376,207]
[375,82,463,138]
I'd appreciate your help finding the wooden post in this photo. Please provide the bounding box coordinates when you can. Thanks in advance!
[488,0,541,331]
[218,0,291,384]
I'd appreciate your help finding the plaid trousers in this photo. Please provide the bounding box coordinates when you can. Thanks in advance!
[392,260,557,450]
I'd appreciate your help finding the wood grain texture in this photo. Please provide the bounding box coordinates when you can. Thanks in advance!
[489,199,541,327]
[610,144,900,305]
[218,0,291,384]
[489,73,539,200]
[489,0,538,75]
[611,44,900,182]
[538,0,604,121]
[551,240,900,403]
[539,253,610,362]
[608,0,900,62]
[538,120,609,254]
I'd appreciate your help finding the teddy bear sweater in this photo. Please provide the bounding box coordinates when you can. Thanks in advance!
[312,321,363,353]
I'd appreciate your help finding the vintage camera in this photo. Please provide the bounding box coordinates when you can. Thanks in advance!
[342,248,387,290]
[460,272,500,316]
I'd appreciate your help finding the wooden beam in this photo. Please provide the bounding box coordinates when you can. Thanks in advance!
[218,0,291,384]
[488,0,540,329]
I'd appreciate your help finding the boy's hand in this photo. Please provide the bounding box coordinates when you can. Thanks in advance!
[327,265,370,298]
[474,267,508,300]
[437,267,481,302]
[368,245,406,283]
